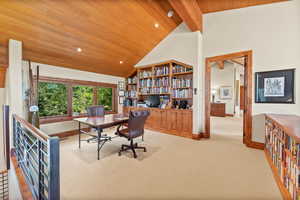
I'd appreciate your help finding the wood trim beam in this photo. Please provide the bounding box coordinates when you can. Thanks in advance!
[205,50,254,146]
[216,61,224,69]
[231,59,244,66]
[168,0,203,32]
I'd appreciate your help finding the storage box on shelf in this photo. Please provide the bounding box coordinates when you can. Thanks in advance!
[265,114,300,200]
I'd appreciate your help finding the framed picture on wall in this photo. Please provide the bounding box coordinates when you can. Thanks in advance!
[255,69,295,103]
[220,86,233,99]
[119,96,124,104]
[118,81,125,91]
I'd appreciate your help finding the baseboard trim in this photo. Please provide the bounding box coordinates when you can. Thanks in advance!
[52,128,90,138]
[225,114,234,117]
[192,133,203,140]
[246,140,264,150]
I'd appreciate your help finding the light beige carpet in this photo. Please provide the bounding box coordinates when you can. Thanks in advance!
[60,126,281,200]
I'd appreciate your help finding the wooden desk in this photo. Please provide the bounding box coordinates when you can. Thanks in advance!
[210,103,225,117]
[74,113,129,160]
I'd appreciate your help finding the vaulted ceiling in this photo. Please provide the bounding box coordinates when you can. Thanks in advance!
[0,0,288,77]
[0,0,181,77]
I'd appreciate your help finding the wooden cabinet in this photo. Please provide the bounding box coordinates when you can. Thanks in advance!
[123,107,193,139]
[210,103,225,117]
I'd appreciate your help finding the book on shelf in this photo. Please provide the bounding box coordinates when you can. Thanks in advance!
[153,77,169,87]
[172,77,192,88]
[265,118,300,200]
[139,79,152,87]
[172,88,192,98]
[139,70,152,78]
[173,64,192,74]
[154,65,169,76]
[127,76,137,84]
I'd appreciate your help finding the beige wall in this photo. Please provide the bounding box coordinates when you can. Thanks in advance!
[203,0,300,142]
[26,61,125,135]
[135,23,204,134]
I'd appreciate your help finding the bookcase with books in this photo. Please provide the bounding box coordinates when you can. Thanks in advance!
[132,60,193,108]
[265,114,300,200]
[125,71,138,106]
[123,60,194,139]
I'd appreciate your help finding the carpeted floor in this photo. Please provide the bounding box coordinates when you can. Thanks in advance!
[60,122,281,200]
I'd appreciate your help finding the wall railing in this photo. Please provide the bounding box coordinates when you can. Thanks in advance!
[12,114,60,200]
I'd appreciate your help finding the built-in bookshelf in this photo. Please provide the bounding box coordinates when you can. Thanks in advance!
[127,60,193,108]
[125,71,138,106]
[265,114,300,200]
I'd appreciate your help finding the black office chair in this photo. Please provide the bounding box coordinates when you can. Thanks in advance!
[86,105,110,142]
[116,110,150,158]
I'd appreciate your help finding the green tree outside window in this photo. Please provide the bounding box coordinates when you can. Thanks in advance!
[38,82,68,117]
[72,85,94,115]
[97,87,113,111]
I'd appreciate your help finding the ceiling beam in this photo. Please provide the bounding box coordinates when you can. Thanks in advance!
[168,0,203,32]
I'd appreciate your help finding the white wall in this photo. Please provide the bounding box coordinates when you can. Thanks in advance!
[136,23,204,134]
[211,62,235,115]
[26,62,125,135]
[203,0,300,142]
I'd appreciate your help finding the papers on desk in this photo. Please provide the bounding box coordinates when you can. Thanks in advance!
[115,117,128,121]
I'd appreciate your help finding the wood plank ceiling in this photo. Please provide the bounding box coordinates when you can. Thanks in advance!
[0,0,288,77]
[0,0,181,77]
[197,0,288,14]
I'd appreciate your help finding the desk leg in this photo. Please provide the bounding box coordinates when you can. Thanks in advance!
[78,122,81,149]
[97,129,102,160]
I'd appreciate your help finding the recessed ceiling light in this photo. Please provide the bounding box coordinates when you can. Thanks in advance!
[119,61,123,64]
[76,48,82,52]
[154,23,159,28]
[167,10,174,18]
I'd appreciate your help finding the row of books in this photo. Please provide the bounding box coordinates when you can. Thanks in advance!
[125,90,137,98]
[172,89,192,98]
[154,65,169,76]
[127,76,137,84]
[172,64,192,74]
[140,87,169,94]
[265,119,300,200]
[153,77,169,87]
[139,79,152,87]
[139,70,152,78]
[172,78,192,88]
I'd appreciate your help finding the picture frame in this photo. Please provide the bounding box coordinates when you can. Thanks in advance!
[119,96,124,104]
[255,69,295,104]
[118,90,125,97]
[219,86,233,99]
[118,81,125,91]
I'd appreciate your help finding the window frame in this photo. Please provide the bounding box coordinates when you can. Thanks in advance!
[36,76,118,124]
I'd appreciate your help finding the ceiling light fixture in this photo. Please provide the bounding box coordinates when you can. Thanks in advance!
[76,48,82,52]
[154,23,159,28]
[119,61,123,64]
[167,10,174,18]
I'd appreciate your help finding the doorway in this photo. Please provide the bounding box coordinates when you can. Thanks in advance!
[204,51,253,145]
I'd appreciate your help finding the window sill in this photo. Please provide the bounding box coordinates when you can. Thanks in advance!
[40,111,117,124]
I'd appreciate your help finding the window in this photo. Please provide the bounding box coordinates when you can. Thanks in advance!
[37,77,118,123]
[97,87,113,111]
[72,85,94,116]
[38,82,68,117]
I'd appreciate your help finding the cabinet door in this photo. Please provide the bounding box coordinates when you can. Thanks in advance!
[181,111,193,137]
